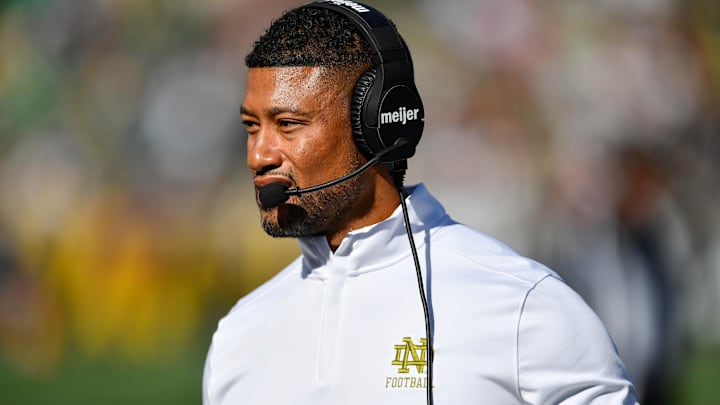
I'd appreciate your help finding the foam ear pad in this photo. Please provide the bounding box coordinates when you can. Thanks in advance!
[351,68,377,160]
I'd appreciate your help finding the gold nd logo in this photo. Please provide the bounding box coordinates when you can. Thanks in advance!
[391,337,427,374]
[385,337,429,389]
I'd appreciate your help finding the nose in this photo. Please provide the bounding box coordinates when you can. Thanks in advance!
[247,128,282,176]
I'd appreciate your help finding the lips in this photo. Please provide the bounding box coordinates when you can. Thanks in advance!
[253,175,293,191]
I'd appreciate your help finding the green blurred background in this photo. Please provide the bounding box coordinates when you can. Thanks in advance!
[0,0,718,403]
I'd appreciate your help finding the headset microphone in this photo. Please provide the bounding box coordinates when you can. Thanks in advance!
[258,138,408,209]
[258,183,293,209]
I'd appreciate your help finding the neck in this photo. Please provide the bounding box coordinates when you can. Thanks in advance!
[325,171,402,251]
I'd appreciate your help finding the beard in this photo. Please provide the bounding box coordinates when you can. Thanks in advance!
[259,154,365,238]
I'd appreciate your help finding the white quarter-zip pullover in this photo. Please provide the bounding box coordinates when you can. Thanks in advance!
[204,184,638,404]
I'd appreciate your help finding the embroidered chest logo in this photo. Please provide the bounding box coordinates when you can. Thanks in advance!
[385,337,428,389]
[392,337,428,373]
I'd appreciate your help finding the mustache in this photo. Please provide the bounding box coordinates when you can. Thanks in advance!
[254,170,297,184]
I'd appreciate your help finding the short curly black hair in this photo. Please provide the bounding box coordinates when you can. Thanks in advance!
[246,7,374,73]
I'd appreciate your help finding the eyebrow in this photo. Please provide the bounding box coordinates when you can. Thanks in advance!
[239,106,255,117]
[240,105,309,117]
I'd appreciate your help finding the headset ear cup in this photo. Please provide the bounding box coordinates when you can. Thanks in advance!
[351,68,377,160]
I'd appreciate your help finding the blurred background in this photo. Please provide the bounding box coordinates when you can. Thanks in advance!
[0,0,718,403]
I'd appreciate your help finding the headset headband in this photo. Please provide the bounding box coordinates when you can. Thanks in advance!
[300,0,424,166]
[303,0,411,67]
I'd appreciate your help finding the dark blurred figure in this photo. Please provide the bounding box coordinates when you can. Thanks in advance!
[613,145,684,404]
[0,233,65,375]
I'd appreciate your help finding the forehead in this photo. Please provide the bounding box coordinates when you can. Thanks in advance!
[243,66,343,110]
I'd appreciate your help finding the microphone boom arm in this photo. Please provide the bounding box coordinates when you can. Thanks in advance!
[285,138,408,196]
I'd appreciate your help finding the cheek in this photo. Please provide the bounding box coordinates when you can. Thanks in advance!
[297,137,336,169]
[294,97,356,174]
[295,134,355,180]
[298,124,354,170]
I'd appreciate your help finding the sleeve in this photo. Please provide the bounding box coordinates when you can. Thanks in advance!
[516,275,640,404]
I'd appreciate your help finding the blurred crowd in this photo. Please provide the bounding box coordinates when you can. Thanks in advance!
[0,0,718,403]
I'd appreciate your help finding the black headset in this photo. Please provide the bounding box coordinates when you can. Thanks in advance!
[300,0,425,166]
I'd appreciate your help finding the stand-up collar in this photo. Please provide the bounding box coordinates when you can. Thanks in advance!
[298,183,450,280]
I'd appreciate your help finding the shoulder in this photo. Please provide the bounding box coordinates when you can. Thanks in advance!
[518,275,614,352]
[516,276,639,403]
[430,220,558,288]
[426,223,638,402]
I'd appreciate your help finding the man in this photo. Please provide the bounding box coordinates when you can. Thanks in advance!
[203,2,639,404]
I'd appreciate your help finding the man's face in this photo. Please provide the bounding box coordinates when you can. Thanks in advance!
[242,66,367,238]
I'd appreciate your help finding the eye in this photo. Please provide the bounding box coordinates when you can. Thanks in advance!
[277,119,304,132]
[242,119,259,134]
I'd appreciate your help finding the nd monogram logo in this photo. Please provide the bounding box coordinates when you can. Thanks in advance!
[392,337,427,373]
[385,337,428,389]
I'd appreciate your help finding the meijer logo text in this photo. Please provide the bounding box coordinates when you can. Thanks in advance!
[380,107,420,125]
